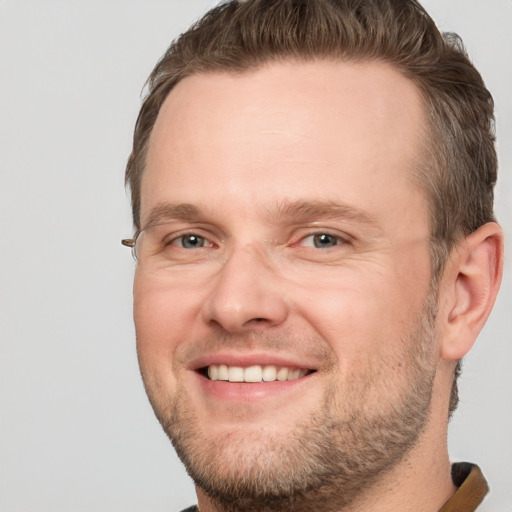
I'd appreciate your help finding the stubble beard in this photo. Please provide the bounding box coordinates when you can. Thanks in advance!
[141,294,439,512]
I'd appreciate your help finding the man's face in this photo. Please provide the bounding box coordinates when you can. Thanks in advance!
[134,61,438,509]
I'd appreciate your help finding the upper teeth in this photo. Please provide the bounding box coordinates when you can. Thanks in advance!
[207,364,308,383]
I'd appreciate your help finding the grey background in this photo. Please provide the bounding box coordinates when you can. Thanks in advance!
[0,1,510,511]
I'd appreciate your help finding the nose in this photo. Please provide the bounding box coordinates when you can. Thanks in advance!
[201,244,289,333]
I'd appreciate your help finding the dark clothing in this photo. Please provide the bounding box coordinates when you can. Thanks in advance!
[180,462,488,512]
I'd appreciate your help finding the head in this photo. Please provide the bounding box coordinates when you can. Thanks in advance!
[126,0,497,415]
[125,1,502,510]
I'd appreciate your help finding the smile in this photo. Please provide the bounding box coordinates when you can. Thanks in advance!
[205,364,314,383]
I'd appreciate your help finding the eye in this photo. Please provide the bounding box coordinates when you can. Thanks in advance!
[171,234,210,249]
[300,233,343,249]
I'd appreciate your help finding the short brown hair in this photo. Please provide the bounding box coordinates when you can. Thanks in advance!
[125,0,497,414]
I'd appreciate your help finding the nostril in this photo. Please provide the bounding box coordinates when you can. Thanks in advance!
[245,317,268,326]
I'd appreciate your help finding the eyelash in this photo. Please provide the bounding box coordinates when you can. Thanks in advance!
[295,232,348,249]
[164,231,349,250]
[166,233,215,249]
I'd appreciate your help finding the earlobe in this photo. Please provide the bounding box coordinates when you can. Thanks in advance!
[440,222,504,361]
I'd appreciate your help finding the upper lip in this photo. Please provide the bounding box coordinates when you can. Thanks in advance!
[188,351,318,371]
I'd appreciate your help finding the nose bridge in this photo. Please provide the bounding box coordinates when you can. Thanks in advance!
[203,241,288,332]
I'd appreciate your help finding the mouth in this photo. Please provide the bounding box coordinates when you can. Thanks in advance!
[199,364,315,383]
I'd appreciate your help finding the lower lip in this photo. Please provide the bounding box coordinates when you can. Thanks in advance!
[195,372,315,402]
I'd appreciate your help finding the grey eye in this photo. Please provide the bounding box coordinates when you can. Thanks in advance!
[312,234,339,248]
[177,234,207,249]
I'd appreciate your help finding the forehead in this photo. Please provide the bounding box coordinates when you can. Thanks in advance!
[141,60,428,231]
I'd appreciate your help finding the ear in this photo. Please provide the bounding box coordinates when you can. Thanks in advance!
[438,222,504,361]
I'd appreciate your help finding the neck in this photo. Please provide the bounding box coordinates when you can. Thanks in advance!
[196,444,454,512]
[338,419,455,512]
[196,373,456,512]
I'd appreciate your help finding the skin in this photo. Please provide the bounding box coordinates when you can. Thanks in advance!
[133,60,503,511]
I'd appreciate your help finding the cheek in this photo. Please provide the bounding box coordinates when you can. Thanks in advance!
[133,271,204,366]
[291,260,431,361]
[293,285,386,364]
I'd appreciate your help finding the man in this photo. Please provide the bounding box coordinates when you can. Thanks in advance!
[122,1,504,510]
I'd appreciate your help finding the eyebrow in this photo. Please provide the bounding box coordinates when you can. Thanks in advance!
[142,199,379,230]
[142,202,202,229]
[268,199,379,227]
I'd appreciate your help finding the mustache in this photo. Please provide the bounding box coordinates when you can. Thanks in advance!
[175,329,335,369]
